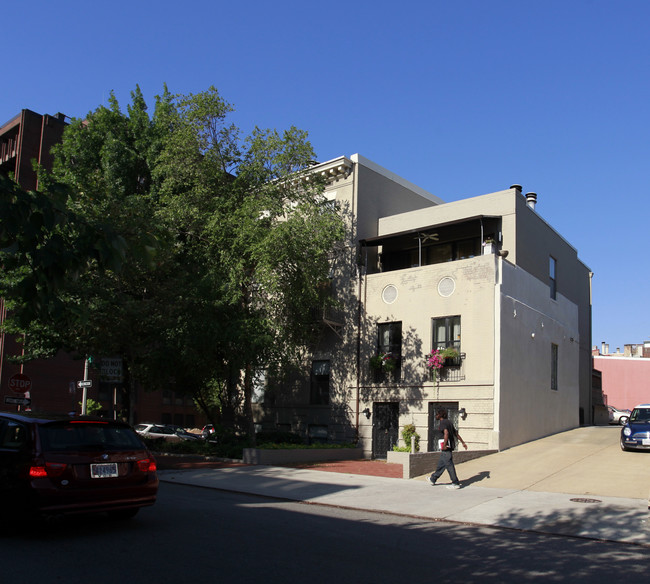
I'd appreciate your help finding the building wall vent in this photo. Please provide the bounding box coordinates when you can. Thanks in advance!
[382,284,398,304]
[438,277,456,297]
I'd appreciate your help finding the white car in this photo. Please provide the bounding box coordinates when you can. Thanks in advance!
[134,423,183,441]
[608,406,631,426]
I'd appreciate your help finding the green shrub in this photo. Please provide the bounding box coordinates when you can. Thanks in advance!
[397,423,420,452]
[80,398,102,415]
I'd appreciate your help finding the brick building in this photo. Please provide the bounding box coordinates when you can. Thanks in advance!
[593,341,650,412]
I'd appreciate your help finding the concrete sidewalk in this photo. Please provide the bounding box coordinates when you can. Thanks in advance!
[158,426,650,546]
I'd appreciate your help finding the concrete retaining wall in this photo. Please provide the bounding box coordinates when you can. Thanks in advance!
[387,450,497,479]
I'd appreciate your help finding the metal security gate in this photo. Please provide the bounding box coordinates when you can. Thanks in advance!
[428,402,460,451]
[372,402,399,459]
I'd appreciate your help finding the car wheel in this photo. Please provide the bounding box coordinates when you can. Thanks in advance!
[619,416,629,425]
[108,508,140,520]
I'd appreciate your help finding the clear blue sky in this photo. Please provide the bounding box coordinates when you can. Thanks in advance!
[4,0,648,351]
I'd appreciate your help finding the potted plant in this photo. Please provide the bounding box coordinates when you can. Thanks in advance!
[440,346,460,366]
[426,349,444,380]
[369,354,383,370]
[427,347,461,379]
[381,352,397,372]
[370,352,399,381]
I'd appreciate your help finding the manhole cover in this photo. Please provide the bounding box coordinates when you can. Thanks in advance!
[570,498,602,504]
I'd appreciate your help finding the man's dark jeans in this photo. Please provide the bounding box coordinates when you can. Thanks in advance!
[430,450,459,484]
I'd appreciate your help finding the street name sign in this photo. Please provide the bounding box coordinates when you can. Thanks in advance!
[5,396,31,406]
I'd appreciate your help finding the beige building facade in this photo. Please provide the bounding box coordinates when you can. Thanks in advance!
[256,155,592,457]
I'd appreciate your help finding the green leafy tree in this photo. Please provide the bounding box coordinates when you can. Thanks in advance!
[43,86,173,421]
[152,87,345,438]
[0,175,129,330]
[3,85,344,436]
[80,398,102,415]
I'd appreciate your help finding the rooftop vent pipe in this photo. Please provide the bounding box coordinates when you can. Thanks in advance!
[510,184,522,195]
[525,192,537,210]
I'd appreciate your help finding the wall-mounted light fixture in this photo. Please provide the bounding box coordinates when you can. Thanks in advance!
[459,407,467,420]
[362,408,371,419]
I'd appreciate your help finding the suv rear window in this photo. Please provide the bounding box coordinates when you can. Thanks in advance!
[39,422,145,452]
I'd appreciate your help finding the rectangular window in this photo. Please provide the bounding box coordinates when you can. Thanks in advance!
[551,343,558,390]
[549,256,557,300]
[308,424,328,443]
[432,316,461,352]
[377,322,402,378]
[455,238,480,260]
[310,360,330,405]
[426,243,453,264]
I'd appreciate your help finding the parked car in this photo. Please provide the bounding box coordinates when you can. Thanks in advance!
[134,423,181,441]
[620,404,650,451]
[202,424,216,440]
[608,405,631,425]
[165,425,202,441]
[134,423,199,441]
[0,412,158,520]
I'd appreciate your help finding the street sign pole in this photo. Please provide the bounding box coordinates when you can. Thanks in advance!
[81,358,89,415]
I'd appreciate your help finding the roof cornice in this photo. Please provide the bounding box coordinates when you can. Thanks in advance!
[306,156,354,185]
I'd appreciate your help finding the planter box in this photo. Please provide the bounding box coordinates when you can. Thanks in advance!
[243,447,364,465]
[387,449,497,479]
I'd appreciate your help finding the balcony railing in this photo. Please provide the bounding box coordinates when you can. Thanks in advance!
[428,352,466,382]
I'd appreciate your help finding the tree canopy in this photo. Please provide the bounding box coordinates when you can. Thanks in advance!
[0,85,345,434]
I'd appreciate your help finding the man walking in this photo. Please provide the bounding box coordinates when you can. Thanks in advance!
[428,407,467,489]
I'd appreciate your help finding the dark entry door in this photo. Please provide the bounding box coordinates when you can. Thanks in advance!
[428,402,459,451]
[372,402,399,459]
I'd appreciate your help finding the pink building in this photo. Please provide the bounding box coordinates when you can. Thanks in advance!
[593,341,650,411]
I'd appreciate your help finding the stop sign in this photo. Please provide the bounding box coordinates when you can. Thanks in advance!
[8,373,32,395]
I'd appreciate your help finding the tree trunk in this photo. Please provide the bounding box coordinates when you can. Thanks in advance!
[243,362,256,446]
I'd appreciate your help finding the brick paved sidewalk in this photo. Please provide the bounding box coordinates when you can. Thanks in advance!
[154,454,403,479]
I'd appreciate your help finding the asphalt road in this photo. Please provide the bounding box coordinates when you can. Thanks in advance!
[2,482,650,584]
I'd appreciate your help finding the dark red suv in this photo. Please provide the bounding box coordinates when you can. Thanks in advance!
[0,412,158,520]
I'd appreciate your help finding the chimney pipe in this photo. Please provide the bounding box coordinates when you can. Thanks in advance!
[525,192,537,210]
[510,184,522,195]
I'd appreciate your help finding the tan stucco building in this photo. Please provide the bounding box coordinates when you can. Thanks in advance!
[256,154,593,457]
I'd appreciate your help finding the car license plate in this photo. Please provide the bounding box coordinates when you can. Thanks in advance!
[642,439,650,446]
[90,462,118,478]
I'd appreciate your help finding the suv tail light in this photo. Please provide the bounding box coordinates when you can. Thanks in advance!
[136,458,157,473]
[29,462,67,478]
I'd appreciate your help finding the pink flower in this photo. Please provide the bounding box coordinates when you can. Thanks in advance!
[426,349,444,370]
